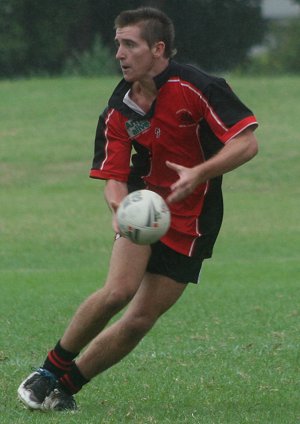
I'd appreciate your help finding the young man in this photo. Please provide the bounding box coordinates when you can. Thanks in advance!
[18,7,258,411]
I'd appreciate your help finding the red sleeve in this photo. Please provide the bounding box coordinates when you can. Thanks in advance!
[90,108,132,182]
[183,78,258,144]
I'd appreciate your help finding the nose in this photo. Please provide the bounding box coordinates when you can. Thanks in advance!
[116,45,125,60]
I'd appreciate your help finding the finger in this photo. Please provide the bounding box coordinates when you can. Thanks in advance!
[110,200,119,214]
[112,215,120,233]
[168,183,193,203]
[166,161,183,172]
[170,177,189,191]
[170,180,184,191]
[166,193,175,204]
[167,191,184,204]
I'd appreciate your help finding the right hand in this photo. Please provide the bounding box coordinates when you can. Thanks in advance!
[110,200,120,233]
[104,179,128,233]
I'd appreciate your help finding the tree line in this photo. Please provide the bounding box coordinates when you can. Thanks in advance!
[1,0,299,78]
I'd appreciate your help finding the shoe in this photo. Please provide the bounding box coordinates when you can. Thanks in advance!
[17,368,57,410]
[42,385,77,411]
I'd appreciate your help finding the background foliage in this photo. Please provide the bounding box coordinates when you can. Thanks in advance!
[0,0,265,78]
[238,0,300,75]
[261,17,300,74]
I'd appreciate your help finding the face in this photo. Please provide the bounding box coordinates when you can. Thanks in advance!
[115,25,158,82]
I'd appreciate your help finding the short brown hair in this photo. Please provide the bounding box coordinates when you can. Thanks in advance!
[114,7,176,59]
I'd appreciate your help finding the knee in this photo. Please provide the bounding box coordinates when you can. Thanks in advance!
[122,313,156,340]
[102,287,133,314]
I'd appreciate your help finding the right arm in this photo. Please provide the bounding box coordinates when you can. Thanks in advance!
[89,107,132,232]
[104,179,128,233]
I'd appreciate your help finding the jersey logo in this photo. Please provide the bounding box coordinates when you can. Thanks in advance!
[126,120,150,138]
[176,109,196,127]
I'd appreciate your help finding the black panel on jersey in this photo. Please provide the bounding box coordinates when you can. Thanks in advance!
[127,140,150,192]
[192,120,224,259]
[90,107,109,173]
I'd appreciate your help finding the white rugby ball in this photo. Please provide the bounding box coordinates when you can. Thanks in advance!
[117,190,171,245]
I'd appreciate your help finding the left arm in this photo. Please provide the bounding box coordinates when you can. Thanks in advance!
[167,128,258,203]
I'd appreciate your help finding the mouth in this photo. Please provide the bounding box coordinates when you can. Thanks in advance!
[121,64,130,72]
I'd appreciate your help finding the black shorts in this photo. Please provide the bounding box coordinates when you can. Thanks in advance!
[147,241,203,284]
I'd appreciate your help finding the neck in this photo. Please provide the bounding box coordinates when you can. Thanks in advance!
[132,58,169,99]
[132,79,156,99]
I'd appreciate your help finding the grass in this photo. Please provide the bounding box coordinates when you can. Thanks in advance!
[0,75,299,423]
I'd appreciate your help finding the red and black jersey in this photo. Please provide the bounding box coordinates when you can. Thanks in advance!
[90,61,258,258]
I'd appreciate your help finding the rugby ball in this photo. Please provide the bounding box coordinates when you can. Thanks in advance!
[117,190,171,245]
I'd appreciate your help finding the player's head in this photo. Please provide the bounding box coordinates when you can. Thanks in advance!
[114,7,176,59]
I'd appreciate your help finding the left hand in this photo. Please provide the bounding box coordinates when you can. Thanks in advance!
[166,128,258,204]
[166,161,201,203]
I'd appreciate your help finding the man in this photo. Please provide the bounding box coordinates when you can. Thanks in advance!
[18,7,258,411]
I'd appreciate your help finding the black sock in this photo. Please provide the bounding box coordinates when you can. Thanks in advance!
[42,340,79,378]
[59,363,90,395]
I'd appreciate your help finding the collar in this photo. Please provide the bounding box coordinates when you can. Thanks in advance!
[153,59,177,89]
[108,60,178,118]
[123,90,146,116]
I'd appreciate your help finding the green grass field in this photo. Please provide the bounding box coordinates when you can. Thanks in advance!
[0,75,299,423]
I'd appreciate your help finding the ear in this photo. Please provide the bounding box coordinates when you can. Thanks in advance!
[152,41,166,58]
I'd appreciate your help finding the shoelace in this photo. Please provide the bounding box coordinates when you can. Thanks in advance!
[35,367,58,383]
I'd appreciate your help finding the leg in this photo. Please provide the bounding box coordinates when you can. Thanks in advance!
[76,273,187,379]
[18,237,150,410]
[60,236,151,353]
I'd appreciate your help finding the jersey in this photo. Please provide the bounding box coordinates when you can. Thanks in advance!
[90,60,258,258]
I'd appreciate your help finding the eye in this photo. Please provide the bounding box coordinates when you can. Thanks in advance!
[125,40,136,48]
